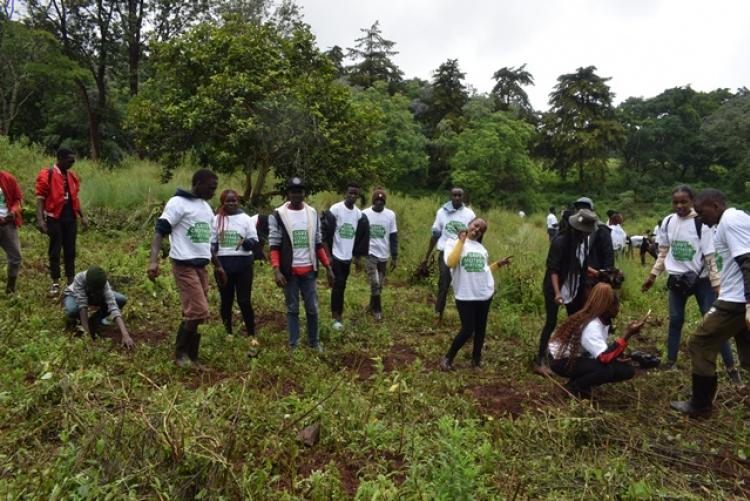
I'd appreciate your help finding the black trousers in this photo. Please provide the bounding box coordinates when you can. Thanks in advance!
[217,262,254,335]
[550,357,634,392]
[331,257,352,317]
[537,288,586,360]
[47,217,77,281]
[435,250,452,315]
[446,298,493,365]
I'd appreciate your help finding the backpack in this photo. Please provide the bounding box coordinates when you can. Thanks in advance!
[661,214,702,240]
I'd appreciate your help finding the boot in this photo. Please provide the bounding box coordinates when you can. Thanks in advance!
[670,374,718,418]
[175,322,191,367]
[5,275,17,294]
[533,354,554,377]
[440,356,454,371]
[372,295,382,321]
[188,332,206,370]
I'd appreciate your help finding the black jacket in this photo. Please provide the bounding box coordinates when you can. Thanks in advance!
[321,209,370,260]
[587,223,614,270]
[543,231,589,298]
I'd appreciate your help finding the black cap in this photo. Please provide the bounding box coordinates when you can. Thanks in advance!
[286,177,306,190]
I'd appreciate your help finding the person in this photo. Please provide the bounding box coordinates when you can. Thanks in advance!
[63,266,134,349]
[269,177,334,351]
[211,189,258,336]
[419,187,476,324]
[574,197,614,272]
[548,283,641,398]
[0,169,23,294]
[640,227,658,266]
[607,212,627,256]
[148,169,225,369]
[321,182,369,330]
[439,218,511,370]
[362,189,398,321]
[641,185,740,383]
[35,148,89,296]
[546,206,558,241]
[672,189,750,417]
[534,209,597,376]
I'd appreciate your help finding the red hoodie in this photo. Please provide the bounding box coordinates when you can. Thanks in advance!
[0,171,23,227]
[35,165,81,219]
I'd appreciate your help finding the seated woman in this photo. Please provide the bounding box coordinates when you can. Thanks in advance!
[547,283,644,398]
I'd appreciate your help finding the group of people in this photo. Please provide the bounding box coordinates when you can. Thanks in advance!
[2,149,749,418]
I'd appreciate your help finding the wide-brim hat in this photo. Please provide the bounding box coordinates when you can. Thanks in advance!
[568,209,598,233]
[574,196,594,209]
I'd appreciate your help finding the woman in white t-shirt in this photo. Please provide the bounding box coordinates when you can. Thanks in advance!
[549,283,642,398]
[439,218,511,370]
[211,190,258,336]
[640,185,739,382]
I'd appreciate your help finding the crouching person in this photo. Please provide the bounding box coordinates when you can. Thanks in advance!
[548,283,643,398]
[63,266,134,349]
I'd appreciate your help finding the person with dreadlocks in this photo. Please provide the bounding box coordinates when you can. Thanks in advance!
[211,189,258,336]
[548,283,643,398]
[439,217,511,371]
[534,208,598,376]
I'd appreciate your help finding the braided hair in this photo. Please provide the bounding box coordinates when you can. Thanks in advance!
[215,189,239,246]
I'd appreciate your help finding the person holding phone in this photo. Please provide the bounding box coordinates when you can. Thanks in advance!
[547,283,642,398]
[439,217,511,371]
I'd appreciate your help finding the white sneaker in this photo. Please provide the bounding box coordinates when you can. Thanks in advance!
[48,283,61,297]
[331,320,343,331]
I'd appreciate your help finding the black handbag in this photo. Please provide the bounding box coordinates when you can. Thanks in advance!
[666,271,699,296]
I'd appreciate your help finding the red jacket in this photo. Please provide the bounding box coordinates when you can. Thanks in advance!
[35,165,81,219]
[0,170,23,227]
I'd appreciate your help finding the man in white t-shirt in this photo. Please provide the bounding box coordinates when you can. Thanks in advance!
[362,189,398,321]
[672,189,750,417]
[546,206,558,241]
[321,182,369,330]
[148,169,225,369]
[419,187,476,324]
[269,177,335,350]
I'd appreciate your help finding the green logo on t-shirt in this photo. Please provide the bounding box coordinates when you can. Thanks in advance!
[292,229,309,248]
[445,220,467,237]
[187,222,210,243]
[338,223,356,239]
[219,230,242,248]
[460,252,486,272]
[716,254,724,272]
[671,240,696,261]
[370,224,386,239]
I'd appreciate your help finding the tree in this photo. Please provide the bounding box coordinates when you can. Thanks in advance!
[128,20,377,207]
[0,20,80,135]
[450,109,538,209]
[26,0,121,161]
[538,66,624,185]
[701,91,750,195]
[325,45,345,78]
[427,58,467,133]
[491,64,534,117]
[346,20,402,92]
[351,82,428,188]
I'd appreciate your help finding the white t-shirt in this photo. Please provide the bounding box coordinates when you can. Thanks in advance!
[363,207,397,260]
[329,201,361,261]
[714,208,750,303]
[0,187,7,218]
[211,212,257,257]
[546,213,558,229]
[444,238,494,301]
[560,242,586,304]
[160,195,214,261]
[609,224,627,251]
[550,317,611,359]
[286,206,313,267]
[432,205,476,251]
[657,214,714,276]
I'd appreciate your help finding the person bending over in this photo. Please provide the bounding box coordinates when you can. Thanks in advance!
[63,266,134,349]
[548,283,643,398]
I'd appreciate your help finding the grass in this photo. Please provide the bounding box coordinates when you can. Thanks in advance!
[1,147,749,499]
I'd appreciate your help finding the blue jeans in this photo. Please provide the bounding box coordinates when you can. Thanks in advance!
[668,276,734,367]
[64,292,128,325]
[283,271,319,348]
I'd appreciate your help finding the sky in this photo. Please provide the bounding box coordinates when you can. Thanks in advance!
[299,0,750,110]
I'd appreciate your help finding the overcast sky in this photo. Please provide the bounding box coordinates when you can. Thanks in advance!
[300,0,750,110]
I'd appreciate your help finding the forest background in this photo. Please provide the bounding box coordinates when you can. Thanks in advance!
[2,0,749,217]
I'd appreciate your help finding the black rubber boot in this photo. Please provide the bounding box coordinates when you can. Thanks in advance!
[188,332,201,362]
[175,322,190,367]
[372,295,382,321]
[670,374,718,418]
[5,275,17,294]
